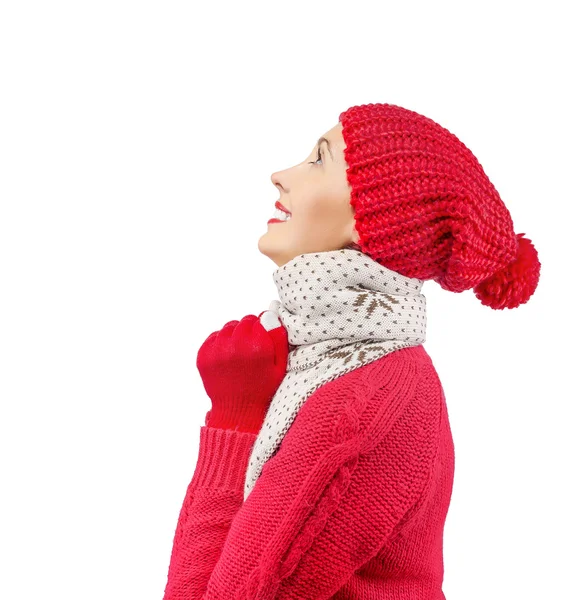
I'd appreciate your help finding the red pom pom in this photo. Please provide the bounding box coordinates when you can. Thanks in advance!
[473,233,541,309]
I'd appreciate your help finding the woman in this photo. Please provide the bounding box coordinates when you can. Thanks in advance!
[162,102,541,599]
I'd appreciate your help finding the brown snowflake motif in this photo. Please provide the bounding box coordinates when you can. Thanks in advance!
[346,285,400,317]
[325,340,387,366]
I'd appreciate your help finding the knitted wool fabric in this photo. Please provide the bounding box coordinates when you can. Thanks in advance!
[243,247,426,500]
[163,345,453,600]
[338,102,541,310]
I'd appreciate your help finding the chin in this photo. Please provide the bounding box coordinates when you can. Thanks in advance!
[257,231,270,256]
[258,234,294,268]
[258,233,280,264]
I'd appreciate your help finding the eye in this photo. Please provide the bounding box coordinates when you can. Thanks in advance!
[308,147,323,166]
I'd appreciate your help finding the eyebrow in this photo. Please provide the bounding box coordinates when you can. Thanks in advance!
[317,137,333,160]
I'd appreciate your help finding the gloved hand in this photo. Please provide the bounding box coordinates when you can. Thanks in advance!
[196,301,289,434]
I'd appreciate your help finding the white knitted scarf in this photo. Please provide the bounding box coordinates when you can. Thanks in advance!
[243,248,427,501]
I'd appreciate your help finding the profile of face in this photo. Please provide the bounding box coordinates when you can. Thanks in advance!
[258,122,360,268]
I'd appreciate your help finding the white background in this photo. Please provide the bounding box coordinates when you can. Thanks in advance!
[1,1,577,598]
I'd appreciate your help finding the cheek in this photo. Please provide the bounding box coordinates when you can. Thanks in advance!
[299,194,342,224]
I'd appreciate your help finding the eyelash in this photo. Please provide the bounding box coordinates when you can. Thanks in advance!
[308,147,323,166]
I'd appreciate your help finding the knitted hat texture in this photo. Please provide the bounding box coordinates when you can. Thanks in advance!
[339,102,541,310]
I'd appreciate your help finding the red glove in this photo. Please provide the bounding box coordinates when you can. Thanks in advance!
[196,304,289,434]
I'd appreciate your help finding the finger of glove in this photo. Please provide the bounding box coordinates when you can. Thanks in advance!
[199,320,237,361]
[197,318,242,368]
[196,331,219,368]
[218,319,240,336]
[195,331,219,372]
[199,316,257,371]
[258,309,289,367]
[232,314,258,333]
[229,314,264,353]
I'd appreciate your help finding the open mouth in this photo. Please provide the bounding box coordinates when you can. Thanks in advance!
[270,207,292,222]
[269,200,292,223]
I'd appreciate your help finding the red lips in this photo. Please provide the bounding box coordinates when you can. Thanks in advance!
[275,200,291,215]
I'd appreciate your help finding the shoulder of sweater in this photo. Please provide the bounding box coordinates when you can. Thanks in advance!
[357,345,442,454]
[327,343,434,390]
[298,344,437,421]
[359,343,435,387]
[281,344,441,462]
[346,345,445,533]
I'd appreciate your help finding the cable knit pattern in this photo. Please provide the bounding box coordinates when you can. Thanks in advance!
[162,344,455,599]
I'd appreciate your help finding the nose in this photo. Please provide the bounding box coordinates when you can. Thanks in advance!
[271,171,286,195]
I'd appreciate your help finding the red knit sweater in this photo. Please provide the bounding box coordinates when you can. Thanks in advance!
[162,344,455,599]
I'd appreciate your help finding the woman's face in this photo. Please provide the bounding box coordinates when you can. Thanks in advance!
[258,122,359,268]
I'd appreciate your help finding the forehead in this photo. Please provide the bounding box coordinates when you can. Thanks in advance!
[314,123,346,161]
[321,123,345,148]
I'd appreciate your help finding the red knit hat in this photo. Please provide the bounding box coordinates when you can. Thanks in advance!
[339,102,541,310]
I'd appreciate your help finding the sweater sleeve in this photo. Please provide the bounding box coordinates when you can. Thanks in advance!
[163,355,440,600]
[162,424,259,600]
